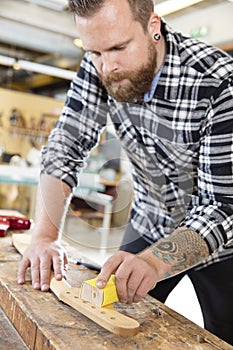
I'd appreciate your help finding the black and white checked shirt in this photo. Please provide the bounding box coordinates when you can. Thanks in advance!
[41,21,233,269]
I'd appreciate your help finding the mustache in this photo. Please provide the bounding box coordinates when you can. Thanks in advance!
[99,72,130,84]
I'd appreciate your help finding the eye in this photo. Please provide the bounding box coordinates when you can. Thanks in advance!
[89,51,101,58]
[115,45,126,51]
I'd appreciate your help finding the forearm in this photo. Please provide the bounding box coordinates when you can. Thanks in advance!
[17,173,72,289]
[139,227,209,281]
[32,173,72,241]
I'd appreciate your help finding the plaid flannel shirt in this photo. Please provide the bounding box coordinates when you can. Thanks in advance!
[41,21,233,269]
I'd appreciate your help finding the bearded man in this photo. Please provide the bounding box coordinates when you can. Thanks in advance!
[18,0,233,344]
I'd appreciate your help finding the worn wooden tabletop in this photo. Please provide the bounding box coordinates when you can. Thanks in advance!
[0,306,28,349]
[0,232,232,350]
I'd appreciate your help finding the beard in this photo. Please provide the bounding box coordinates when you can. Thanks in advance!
[99,40,158,102]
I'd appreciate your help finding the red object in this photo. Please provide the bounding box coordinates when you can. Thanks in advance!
[0,216,31,236]
[0,220,10,237]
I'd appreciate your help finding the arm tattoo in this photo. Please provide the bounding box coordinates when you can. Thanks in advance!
[150,228,209,278]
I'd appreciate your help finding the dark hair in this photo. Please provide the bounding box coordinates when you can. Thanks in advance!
[68,0,154,32]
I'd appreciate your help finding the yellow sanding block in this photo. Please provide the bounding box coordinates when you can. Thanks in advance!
[80,275,119,307]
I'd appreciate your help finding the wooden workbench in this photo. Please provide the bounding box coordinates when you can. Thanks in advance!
[0,233,232,350]
[0,306,28,349]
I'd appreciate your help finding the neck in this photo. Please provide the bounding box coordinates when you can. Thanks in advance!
[156,34,166,74]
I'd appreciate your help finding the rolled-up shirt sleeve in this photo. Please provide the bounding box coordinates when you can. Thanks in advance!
[41,54,108,188]
[181,76,233,254]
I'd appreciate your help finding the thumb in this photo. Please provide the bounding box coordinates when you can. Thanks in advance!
[96,270,111,289]
[96,251,125,288]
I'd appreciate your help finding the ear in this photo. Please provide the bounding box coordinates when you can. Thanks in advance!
[148,13,161,40]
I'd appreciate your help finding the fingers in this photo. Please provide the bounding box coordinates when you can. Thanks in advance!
[96,251,158,304]
[96,252,125,288]
[17,243,68,292]
[18,252,52,291]
[115,256,146,303]
[113,255,139,303]
[119,267,157,303]
[133,275,157,303]
[17,256,30,285]
[38,254,52,291]
[53,250,69,281]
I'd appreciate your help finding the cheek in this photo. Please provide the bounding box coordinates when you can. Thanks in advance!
[126,45,148,68]
[89,55,102,73]
[112,50,138,72]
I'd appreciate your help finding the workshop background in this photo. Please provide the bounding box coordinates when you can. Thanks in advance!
[0,0,233,330]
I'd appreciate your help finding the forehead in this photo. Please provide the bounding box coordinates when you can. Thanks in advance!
[75,0,142,50]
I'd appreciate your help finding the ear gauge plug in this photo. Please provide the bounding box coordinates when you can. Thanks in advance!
[154,33,161,41]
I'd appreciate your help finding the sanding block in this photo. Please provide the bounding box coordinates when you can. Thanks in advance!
[80,275,119,307]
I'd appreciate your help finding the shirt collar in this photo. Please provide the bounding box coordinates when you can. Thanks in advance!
[143,64,164,102]
[143,20,182,102]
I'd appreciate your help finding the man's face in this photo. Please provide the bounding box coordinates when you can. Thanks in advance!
[75,0,158,102]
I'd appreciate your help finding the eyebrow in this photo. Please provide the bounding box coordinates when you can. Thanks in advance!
[84,38,131,53]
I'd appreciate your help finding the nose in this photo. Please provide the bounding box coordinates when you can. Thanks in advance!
[101,52,118,75]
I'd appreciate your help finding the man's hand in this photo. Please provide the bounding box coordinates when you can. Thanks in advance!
[96,251,158,303]
[96,228,209,304]
[17,238,68,292]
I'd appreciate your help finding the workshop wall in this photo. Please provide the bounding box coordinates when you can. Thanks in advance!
[0,88,64,160]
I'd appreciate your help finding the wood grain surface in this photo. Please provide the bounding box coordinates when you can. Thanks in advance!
[0,232,232,350]
[0,307,28,350]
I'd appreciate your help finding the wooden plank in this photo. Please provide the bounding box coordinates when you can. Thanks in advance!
[0,233,232,350]
[0,307,28,350]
